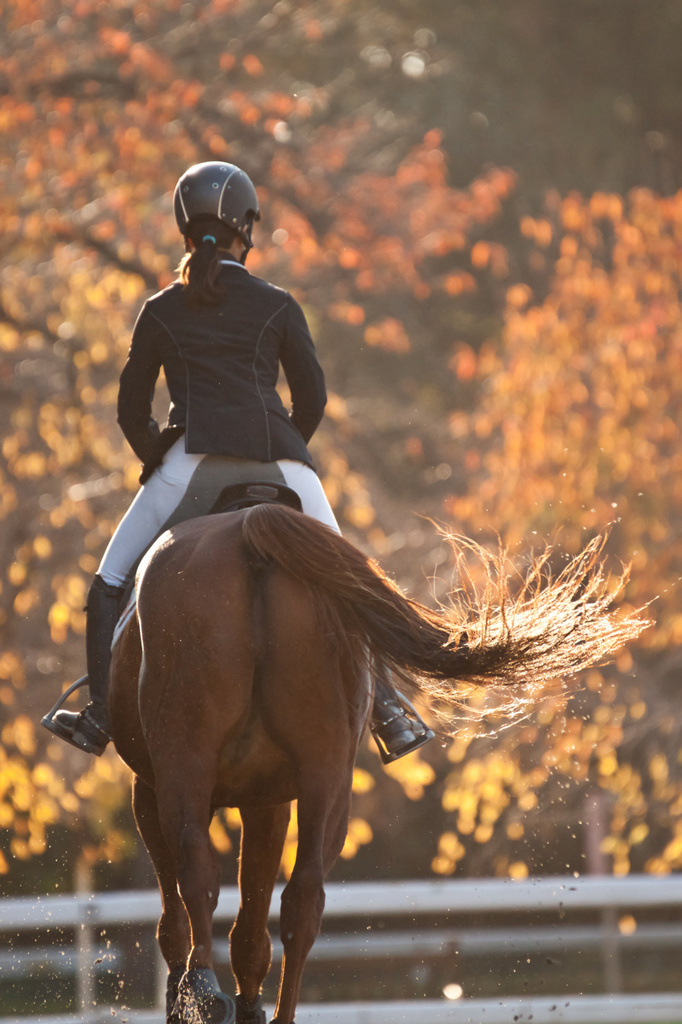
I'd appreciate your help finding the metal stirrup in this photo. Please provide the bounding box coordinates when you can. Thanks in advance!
[40,676,88,728]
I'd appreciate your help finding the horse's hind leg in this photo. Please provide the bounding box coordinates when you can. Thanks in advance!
[154,784,220,970]
[272,773,353,1024]
[230,803,291,1024]
[152,774,236,1023]
[132,775,190,1018]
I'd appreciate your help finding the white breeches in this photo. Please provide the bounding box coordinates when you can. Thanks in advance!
[98,438,340,588]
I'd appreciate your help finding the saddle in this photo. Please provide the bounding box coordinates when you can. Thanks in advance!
[207,481,302,516]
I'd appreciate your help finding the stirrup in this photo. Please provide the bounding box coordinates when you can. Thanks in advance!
[371,718,435,764]
[41,679,110,756]
[370,692,436,763]
[41,676,89,737]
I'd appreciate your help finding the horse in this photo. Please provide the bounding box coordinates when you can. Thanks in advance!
[107,501,645,1024]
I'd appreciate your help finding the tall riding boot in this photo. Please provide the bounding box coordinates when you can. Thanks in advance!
[370,674,435,764]
[42,575,125,756]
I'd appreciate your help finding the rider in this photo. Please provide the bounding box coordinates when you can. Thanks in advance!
[42,161,434,763]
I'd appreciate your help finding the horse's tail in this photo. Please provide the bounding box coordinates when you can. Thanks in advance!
[241,504,647,719]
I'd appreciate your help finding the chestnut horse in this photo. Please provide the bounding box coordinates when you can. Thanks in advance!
[108,503,643,1024]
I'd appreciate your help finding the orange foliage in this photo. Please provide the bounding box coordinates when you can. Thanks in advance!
[364,318,410,353]
[0,0,676,885]
[449,189,682,650]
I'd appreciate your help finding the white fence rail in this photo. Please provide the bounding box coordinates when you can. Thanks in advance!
[2,994,682,1024]
[2,875,682,1023]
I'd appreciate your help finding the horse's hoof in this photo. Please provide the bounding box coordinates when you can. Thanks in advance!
[166,965,186,1023]
[235,993,265,1024]
[173,967,235,1024]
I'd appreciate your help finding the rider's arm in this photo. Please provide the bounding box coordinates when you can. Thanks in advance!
[117,303,164,464]
[280,295,327,443]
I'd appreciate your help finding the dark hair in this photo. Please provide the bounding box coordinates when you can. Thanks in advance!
[178,217,241,306]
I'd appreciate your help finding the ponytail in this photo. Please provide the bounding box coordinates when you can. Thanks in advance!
[178,218,240,307]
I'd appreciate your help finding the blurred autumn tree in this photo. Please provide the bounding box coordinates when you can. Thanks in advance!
[430,188,682,881]
[1,0,681,888]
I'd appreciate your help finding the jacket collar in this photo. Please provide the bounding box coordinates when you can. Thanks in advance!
[219,258,249,271]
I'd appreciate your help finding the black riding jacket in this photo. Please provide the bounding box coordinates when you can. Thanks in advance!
[117,260,327,471]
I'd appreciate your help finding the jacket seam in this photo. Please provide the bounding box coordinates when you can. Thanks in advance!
[253,301,288,461]
[147,307,190,442]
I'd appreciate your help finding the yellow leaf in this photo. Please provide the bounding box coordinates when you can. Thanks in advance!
[8,563,26,587]
[352,768,375,794]
[33,536,53,559]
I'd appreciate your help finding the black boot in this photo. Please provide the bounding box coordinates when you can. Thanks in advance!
[370,675,435,764]
[41,575,125,756]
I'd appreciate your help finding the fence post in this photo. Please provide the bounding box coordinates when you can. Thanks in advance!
[75,855,96,1012]
[583,790,623,993]
[155,942,167,1011]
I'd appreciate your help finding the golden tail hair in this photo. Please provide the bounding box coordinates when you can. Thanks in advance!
[241,504,648,721]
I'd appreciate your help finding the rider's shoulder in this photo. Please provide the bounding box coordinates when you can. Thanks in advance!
[143,280,185,309]
[245,271,290,300]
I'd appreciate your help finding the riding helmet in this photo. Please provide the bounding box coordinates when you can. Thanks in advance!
[173,161,261,249]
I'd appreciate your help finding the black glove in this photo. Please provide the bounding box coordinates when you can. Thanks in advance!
[139,425,186,484]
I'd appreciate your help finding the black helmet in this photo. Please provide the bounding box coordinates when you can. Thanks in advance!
[173,161,261,249]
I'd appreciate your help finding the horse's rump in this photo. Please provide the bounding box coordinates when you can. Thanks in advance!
[110,508,371,799]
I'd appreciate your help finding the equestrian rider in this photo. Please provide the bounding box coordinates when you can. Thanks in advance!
[42,161,434,763]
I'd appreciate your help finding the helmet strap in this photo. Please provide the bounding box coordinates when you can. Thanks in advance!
[239,220,255,265]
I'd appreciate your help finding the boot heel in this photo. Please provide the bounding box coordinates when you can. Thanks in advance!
[72,707,111,756]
